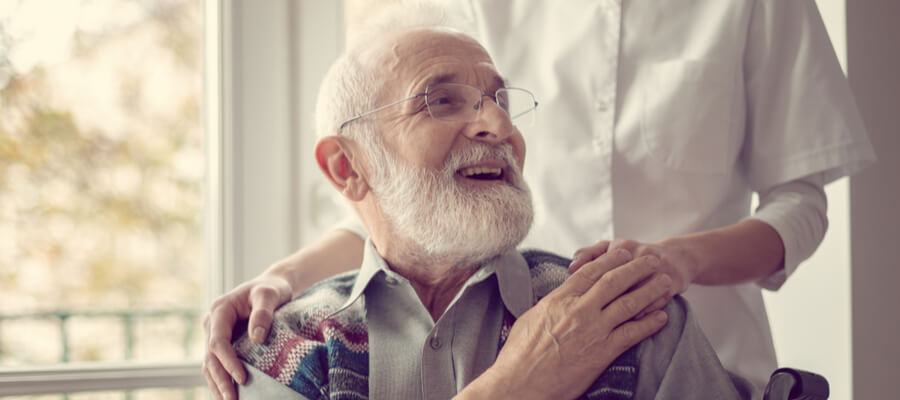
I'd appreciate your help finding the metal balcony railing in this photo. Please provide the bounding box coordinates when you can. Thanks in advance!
[0,308,204,399]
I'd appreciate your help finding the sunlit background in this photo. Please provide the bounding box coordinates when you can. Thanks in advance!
[0,0,204,397]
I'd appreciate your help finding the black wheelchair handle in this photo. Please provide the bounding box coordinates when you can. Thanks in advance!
[766,368,830,400]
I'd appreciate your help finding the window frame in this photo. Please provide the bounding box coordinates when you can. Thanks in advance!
[0,362,203,396]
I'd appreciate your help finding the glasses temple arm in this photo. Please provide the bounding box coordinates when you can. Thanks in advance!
[338,93,425,131]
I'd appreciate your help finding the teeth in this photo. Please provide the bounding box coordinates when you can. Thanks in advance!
[460,167,502,178]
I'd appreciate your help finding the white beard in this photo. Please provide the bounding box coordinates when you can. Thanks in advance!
[367,142,534,268]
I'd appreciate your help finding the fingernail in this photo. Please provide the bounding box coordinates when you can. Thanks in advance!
[658,274,672,287]
[655,311,668,323]
[252,327,265,342]
[568,257,580,269]
[571,250,584,262]
[232,370,246,385]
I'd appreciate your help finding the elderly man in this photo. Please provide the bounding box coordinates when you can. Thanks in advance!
[227,19,748,400]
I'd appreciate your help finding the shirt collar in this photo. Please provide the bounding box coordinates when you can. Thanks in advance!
[332,238,387,314]
[490,250,534,318]
[332,238,534,318]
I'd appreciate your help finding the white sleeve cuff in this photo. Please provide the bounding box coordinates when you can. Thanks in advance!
[751,173,828,291]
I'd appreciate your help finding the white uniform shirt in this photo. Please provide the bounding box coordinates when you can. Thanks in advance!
[439,0,876,391]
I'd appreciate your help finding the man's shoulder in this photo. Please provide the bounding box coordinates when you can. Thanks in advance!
[233,270,369,396]
[520,249,572,299]
[634,296,749,399]
[268,269,366,330]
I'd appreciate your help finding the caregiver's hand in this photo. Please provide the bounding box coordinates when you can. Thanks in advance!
[201,229,365,400]
[202,272,293,400]
[568,238,698,318]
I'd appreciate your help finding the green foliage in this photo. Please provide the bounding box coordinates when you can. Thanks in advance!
[0,0,204,315]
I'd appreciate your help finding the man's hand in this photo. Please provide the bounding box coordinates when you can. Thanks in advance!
[202,274,293,400]
[569,238,698,318]
[458,249,671,400]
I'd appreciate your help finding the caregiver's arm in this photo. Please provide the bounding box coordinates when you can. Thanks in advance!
[569,173,827,311]
[202,227,364,399]
[682,172,828,288]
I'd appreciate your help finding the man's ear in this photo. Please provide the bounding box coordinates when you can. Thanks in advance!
[315,136,370,201]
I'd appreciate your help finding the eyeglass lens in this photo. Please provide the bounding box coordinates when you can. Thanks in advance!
[425,83,535,123]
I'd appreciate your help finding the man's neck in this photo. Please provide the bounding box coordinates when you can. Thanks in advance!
[387,257,481,322]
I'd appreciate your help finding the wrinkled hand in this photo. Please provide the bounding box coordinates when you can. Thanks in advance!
[202,274,293,400]
[569,238,698,318]
[463,249,671,400]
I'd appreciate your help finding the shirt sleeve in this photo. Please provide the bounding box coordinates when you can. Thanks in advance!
[238,363,310,400]
[742,0,875,191]
[633,297,754,400]
[751,172,828,291]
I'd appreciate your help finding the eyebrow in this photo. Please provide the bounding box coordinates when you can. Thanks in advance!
[419,74,510,93]
[421,74,457,91]
[492,76,508,90]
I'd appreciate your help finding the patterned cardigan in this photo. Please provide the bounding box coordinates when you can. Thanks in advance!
[235,250,639,400]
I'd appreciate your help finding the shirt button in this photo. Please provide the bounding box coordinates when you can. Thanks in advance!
[594,99,609,111]
[384,276,399,286]
[429,335,442,350]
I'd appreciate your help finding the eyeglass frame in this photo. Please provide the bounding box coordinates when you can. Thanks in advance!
[337,82,538,132]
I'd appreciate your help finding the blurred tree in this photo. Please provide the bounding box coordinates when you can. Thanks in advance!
[0,0,205,366]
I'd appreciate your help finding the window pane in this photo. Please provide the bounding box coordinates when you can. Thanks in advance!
[0,0,205,367]
[0,386,204,400]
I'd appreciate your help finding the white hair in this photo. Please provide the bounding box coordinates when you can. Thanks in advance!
[313,1,472,162]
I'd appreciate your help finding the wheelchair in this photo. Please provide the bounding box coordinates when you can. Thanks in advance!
[763,368,829,400]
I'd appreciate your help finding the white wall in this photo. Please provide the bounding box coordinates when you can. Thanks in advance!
[847,1,900,398]
[220,0,346,287]
[762,2,852,399]
[219,0,296,285]
[765,2,900,399]
[292,1,349,249]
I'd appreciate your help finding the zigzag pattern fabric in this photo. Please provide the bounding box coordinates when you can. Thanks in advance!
[235,273,369,400]
[235,250,637,400]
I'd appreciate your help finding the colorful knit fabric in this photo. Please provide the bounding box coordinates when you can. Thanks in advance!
[235,273,369,400]
[235,250,638,400]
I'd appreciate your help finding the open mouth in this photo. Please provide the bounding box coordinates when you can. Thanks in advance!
[458,166,504,181]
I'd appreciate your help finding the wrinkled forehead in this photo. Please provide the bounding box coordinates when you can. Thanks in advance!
[361,28,502,98]
[389,27,491,61]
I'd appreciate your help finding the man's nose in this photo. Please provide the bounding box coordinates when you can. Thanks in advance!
[463,96,514,143]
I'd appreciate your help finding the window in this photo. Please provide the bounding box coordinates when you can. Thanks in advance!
[0,0,207,397]
[1,0,349,397]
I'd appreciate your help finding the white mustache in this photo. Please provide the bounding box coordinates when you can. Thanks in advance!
[441,143,522,179]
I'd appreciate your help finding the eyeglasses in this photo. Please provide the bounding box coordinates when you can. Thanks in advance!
[338,82,538,131]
